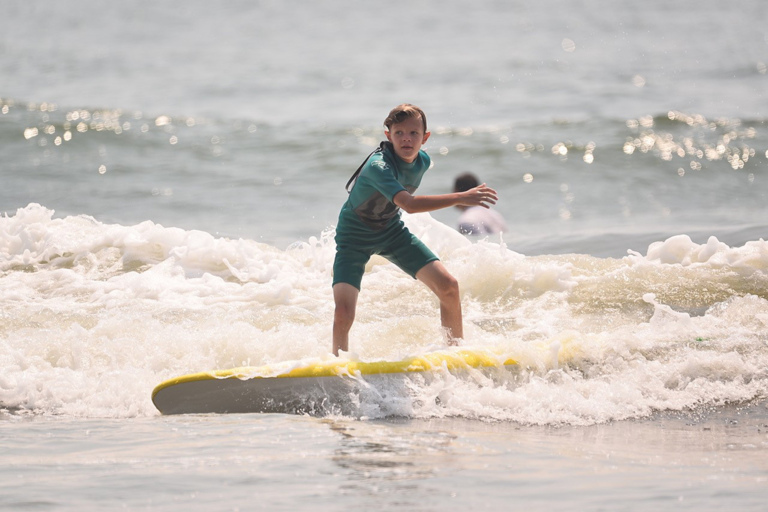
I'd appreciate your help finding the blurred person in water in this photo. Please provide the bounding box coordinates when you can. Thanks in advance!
[332,104,499,356]
[453,172,508,235]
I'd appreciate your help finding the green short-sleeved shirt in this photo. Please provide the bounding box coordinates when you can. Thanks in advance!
[333,143,438,289]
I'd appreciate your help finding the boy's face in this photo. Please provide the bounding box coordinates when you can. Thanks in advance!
[385,116,430,163]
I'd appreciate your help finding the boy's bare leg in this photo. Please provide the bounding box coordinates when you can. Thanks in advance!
[333,283,359,356]
[416,261,463,343]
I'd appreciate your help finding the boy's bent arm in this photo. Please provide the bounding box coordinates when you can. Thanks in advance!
[394,184,498,214]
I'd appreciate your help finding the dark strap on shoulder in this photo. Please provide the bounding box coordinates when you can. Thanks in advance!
[345,141,390,193]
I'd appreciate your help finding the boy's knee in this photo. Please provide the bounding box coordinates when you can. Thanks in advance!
[333,283,359,328]
[437,274,460,300]
[334,301,355,327]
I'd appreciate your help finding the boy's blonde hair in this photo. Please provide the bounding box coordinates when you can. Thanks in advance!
[384,104,428,133]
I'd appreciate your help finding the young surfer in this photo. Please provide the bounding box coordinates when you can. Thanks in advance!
[332,104,499,355]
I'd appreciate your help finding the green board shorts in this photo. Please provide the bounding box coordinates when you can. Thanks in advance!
[333,221,439,290]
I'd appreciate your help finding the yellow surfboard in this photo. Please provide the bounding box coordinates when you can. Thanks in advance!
[152,349,517,415]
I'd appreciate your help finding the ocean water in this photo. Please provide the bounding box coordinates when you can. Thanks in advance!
[2,0,768,510]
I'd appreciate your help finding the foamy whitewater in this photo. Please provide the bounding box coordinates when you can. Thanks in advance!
[2,0,768,510]
[2,203,766,424]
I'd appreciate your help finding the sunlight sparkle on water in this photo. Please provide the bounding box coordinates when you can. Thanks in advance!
[561,38,576,52]
[621,111,759,174]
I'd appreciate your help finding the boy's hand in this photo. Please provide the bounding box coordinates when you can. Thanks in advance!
[461,184,498,209]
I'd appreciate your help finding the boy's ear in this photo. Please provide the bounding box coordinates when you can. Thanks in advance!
[385,130,392,142]
[422,131,431,143]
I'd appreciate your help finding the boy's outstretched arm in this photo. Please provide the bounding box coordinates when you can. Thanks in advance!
[394,184,498,214]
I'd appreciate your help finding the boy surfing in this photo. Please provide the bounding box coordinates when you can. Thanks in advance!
[332,104,499,355]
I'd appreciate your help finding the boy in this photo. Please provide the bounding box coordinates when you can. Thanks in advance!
[332,104,499,356]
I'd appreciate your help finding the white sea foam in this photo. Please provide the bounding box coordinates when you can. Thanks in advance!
[1,204,767,423]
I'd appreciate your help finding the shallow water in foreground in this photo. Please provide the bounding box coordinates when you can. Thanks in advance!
[2,403,767,511]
